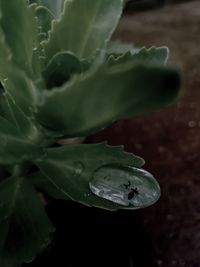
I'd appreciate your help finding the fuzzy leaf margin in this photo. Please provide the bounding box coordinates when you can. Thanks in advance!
[36,56,180,137]
[43,0,123,62]
[30,0,64,18]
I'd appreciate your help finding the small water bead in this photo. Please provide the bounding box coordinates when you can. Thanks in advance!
[84,192,92,198]
[89,165,160,209]
[73,162,84,176]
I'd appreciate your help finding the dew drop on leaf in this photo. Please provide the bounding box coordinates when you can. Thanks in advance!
[89,165,160,209]
[73,162,84,176]
[84,192,91,198]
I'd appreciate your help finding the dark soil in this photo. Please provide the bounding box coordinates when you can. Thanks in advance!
[27,2,200,267]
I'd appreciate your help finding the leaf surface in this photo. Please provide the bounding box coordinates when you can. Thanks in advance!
[43,0,123,61]
[42,51,82,89]
[35,5,54,39]
[0,176,54,266]
[0,116,43,164]
[107,46,169,65]
[0,0,37,76]
[35,143,144,209]
[30,0,65,18]
[0,28,39,115]
[36,60,180,136]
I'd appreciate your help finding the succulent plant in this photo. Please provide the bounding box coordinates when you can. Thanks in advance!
[0,0,180,266]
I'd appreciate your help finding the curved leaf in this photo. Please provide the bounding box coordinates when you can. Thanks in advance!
[36,62,180,137]
[30,0,64,18]
[0,22,39,115]
[28,171,70,200]
[35,143,144,210]
[106,40,137,56]
[0,0,37,77]
[35,6,54,40]
[107,46,169,65]
[0,116,43,164]
[43,0,123,62]
[0,28,11,80]
[0,176,54,266]
[2,69,39,116]
[0,93,44,144]
[42,51,82,89]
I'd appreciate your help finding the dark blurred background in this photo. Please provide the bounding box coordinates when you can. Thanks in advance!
[124,0,192,12]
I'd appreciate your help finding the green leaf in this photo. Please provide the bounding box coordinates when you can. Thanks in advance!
[36,62,180,137]
[2,69,39,116]
[106,40,137,56]
[0,28,12,80]
[135,46,169,64]
[0,116,43,164]
[31,5,54,77]
[0,176,54,266]
[29,165,160,210]
[3,94,36,137]
[0,27,39,116]
[107,46,169,65]
[35,143,144,209]
[0,28,13,85]
[35,6,54,40]
[30,0,65,18]
[43,0,123,62]
[0,0,37,77]
[0,93,44,144]
[42,51,82,89]
[28,171,70,200]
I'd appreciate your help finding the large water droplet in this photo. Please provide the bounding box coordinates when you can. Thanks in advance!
[73,162,84,176]
[89,165,160,209]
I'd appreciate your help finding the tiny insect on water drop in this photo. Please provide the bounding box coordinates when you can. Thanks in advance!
[128,187,139,200]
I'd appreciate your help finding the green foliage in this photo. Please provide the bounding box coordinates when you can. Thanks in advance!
[0,176,54,266]
[0,0,180,266]
[42,0,123,62]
